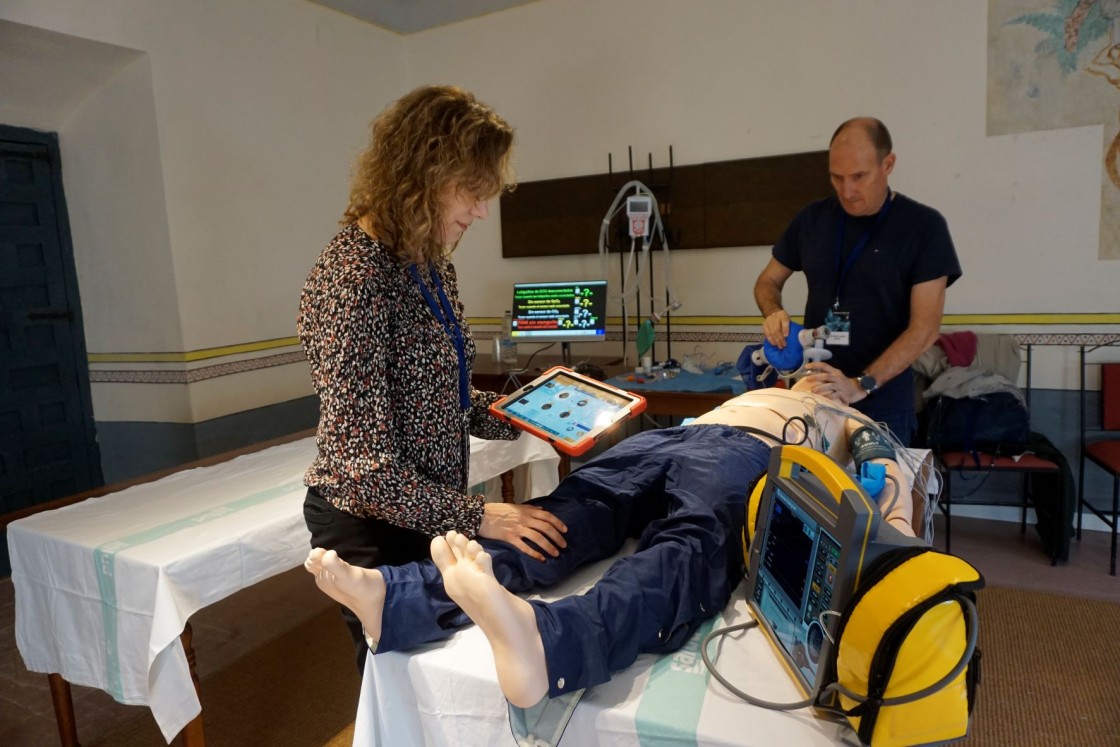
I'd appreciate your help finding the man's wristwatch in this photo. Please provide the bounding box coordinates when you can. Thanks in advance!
[857,372,878,395]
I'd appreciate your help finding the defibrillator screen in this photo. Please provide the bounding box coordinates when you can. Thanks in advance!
[752,486,842,688]
[763,496,813,605]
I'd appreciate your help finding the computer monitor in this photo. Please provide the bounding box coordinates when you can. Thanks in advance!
[510,281,607,363]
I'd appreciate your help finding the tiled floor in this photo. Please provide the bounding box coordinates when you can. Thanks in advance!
[1,516,1117,746]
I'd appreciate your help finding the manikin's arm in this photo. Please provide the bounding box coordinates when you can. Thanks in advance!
[843,417,915,536]
[867,458,915,536]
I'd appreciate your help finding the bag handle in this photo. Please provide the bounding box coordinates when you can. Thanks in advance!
[829,592,980,711]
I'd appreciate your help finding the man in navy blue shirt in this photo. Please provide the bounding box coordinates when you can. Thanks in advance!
[753,117,962,444]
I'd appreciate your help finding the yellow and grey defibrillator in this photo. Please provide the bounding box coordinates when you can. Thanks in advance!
[709,445,984,747]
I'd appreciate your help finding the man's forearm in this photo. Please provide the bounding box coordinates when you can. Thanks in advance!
[753,272,785,317]
[863,323,939,386]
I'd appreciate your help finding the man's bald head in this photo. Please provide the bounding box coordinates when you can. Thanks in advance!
[831,117,893,162]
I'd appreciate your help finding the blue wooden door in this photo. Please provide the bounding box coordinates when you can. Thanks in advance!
[1,126,101,573]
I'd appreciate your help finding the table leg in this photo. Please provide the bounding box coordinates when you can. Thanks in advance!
[47,673,79,747]
[177,623,206,747]
[500,470,514,503]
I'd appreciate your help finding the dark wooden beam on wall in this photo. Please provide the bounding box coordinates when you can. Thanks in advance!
[499,150,831,258]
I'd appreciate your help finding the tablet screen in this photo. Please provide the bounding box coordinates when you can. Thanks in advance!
[492,369,643,454]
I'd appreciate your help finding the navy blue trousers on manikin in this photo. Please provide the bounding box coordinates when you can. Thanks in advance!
[375,424,770,697]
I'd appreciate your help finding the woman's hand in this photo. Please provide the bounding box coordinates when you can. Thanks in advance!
[479,502,568,561]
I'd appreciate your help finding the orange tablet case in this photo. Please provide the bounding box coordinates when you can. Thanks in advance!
[488,366,646,456]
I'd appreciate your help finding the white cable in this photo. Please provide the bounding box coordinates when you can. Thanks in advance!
[745,391,938,542]
[817,609,842,645]
[598,179,681,330]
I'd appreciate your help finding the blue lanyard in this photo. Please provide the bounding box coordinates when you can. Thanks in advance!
[408,264,470,411]
[833,190,894,309]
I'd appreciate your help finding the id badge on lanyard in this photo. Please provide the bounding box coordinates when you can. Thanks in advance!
[827,192,893,347]
[825,308,851,346]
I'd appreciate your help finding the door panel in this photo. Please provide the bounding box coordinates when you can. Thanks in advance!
[0,133,101,523]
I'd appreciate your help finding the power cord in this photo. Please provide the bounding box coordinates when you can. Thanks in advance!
[701,597,979,716]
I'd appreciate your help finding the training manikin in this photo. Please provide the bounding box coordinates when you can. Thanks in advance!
[305,379,921,744]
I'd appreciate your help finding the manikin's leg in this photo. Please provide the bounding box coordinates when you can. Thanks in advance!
[306,426,765,680]
[305,547,386,646]
[525,427,770,698]
[431,531,549,708]
[307,426,741,655]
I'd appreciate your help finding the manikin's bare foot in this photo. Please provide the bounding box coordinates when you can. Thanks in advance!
[431,531,549,708]
[304,548,386,646]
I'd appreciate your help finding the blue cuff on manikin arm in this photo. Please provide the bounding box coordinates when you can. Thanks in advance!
[858,462,887,498]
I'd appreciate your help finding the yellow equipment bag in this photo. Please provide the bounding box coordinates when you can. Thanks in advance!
[823,546,984,747]
[737,452,983,746]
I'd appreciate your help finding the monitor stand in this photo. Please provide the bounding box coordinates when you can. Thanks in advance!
[561,342,573,368]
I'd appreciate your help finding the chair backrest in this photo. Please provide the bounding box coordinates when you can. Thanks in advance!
[1080,342,1120,438]
[1102,363,1120,432]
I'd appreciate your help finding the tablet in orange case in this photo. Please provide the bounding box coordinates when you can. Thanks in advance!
[489,366,646,456]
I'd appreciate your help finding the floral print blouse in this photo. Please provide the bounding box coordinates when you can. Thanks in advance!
[297,223,517,537]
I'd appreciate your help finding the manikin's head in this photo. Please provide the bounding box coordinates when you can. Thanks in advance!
[829,117,895,217]
[787,373,847,409]
[789,376,825,396]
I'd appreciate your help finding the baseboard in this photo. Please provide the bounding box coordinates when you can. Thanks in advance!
[947,504,1113,533]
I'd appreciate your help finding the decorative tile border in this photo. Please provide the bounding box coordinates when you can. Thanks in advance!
[90,351,306,384]
[1015,334,1120,346]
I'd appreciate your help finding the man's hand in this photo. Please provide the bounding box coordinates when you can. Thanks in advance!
[762,309,791,348]
[479,502,568,562]
[754,258,794,347]
[799,362,865,405]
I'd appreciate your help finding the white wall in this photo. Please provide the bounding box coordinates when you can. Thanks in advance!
[405,0,1116,373]
[0,0,408,422]
[1,0,1115,428]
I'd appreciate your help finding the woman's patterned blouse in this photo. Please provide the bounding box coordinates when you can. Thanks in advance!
[297,223,517,537]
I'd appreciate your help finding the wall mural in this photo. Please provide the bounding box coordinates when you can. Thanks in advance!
[989,0,1120,260]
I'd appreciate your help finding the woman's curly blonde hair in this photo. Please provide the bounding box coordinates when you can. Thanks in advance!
[343,85,515,266]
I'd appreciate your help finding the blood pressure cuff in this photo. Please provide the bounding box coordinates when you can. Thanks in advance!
[849,426,896,468]
[823,547,985,747]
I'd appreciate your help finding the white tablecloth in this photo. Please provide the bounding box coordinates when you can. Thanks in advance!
[354,546,852,746]
[8,434,559,743]
[351,446,940,747]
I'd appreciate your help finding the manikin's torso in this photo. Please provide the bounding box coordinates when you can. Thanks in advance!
[689,388,853,466]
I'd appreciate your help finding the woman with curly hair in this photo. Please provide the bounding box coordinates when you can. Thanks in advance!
[298,85,567,668]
